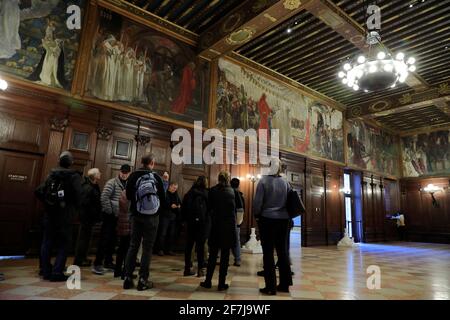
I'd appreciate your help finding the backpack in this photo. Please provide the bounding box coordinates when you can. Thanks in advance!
[286,188,305,219]
[42,172,68,210]
[135,172,160,215]
[191,192,208,223]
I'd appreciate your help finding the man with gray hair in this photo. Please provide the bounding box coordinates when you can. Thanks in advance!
[74,168,102,267]
[253,157,293,295]
[93,164,131,275]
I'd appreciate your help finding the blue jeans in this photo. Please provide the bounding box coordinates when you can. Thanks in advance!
[232,226,241,264]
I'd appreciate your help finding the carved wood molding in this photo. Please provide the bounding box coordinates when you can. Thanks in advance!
[50,117,69,132]
[96,126,112,141]
[135,134,151,146]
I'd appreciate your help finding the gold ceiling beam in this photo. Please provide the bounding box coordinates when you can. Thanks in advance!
[303,0,429,91]
[346,81,450,119]
[197,0,314,60]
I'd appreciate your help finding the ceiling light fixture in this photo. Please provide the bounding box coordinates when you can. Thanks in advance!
[0,77,8,91]
[338,31,416,92]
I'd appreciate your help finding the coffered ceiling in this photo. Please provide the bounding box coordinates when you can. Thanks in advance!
[120,0,450,133]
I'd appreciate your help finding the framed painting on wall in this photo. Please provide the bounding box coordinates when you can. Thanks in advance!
[0,0,85,91]
[85,8,211,126]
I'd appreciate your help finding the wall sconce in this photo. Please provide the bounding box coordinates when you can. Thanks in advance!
[422,184,443,208]
[0,77,8,91]
[246,173,261,183]
[339,188,352,195]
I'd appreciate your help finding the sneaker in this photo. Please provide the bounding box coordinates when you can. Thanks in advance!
[233,262,241,267]
[200,281,212,289]
[50,274,69,282]
[137,278,153,291]
[92,265,105,275]
[184,269,195,276]
[123,277,135,290]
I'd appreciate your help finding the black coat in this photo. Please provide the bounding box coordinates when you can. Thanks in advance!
[80,177,102,224]
[182,187,209,225]
[207,184,236,249]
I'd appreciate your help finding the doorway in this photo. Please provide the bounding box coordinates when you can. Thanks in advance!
[0,150,43,254]
[351,172,363,243]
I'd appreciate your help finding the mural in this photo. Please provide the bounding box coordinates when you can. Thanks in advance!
[347,119,399,176]
[401,129,450,177]
[0,0,84,90]
[86,9,210,124]
[216,59,344,162]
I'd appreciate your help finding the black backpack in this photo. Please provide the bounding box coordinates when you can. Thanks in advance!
[41,172,69,210]
[188,191,208,223]
[286,188,305,219]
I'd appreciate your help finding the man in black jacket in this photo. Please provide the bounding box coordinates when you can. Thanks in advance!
[73,168,102,267]
[36,151,83,282]
[123,154,165,291]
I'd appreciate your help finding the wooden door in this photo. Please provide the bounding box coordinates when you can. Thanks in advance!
[0,150,43,254]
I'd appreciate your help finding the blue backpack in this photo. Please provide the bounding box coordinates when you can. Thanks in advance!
[135,172,160,215]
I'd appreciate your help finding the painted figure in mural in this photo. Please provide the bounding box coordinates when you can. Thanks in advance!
[171,61,196,114]
[148,63,175,112]
[28,20,66,88]
[0,0,59,59]
[257,93,272,132]
[0,0,21,59]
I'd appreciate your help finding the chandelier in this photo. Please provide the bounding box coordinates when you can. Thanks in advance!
[338,31,416,92]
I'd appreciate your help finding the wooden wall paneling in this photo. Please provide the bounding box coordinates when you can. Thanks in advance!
[383,178,400,241]
[325,164,344,245]
[304,159,327,246]
[282,153,306,246]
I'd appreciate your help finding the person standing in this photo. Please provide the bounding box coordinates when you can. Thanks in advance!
[157,182,181,256]
[200,171,236,291]
[231,178,244,267]
[123,154,165,291]
[115,190,132,279]
[73,168,102,267]
[35,151,82,281]
[392,212,406,241]
[182,176,209,277]
[92,164,131,275]
[253,158,293,295]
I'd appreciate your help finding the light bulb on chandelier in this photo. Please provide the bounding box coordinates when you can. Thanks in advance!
[337,31,416,92]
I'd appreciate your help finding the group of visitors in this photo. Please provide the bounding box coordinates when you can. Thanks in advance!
[36,151,295,295]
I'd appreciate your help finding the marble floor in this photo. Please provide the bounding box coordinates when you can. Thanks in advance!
[0,237,449,300]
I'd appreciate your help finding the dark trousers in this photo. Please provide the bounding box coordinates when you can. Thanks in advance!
[40,218,72,277]
[124,214,159,280]
[157,216,176,253]
[398,226,406,241]
[258,217,292,291]
[73,222,94,265]
[115,235,131,275]
[94,214,118,266]
[205,245,231,285]
[184,223,207,270]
